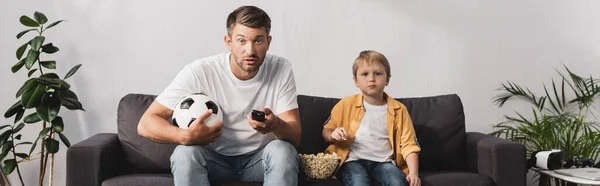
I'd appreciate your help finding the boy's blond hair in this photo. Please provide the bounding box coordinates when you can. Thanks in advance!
[352,50,391,82]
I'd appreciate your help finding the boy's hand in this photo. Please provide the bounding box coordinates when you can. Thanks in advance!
[406,172,420,186]
[330,127,349,142]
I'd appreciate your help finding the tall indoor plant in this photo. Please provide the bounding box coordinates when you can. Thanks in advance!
[2,11,84,186]
[490,67,600,166]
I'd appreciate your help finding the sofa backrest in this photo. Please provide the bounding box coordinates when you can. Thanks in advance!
[117,94,176,174]
[297,94,467,172]
[117,93,467,173]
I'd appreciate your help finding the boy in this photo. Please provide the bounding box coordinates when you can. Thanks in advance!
[322,50,421,186]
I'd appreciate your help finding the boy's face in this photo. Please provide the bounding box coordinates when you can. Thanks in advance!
[353,62,389,98]
[225,23,272,74]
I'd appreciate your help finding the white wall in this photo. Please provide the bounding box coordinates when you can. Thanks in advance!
[1,1,600,185]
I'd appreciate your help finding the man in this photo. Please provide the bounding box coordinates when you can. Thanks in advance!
[137,5,301,186]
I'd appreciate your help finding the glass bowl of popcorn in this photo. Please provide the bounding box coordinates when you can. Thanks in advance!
[298,152,341,180]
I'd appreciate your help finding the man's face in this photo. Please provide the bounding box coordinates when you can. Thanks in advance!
[354,62,389,97]
[225,23,271,74]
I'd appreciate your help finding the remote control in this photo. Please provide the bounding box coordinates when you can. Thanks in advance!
[252,110,266,122]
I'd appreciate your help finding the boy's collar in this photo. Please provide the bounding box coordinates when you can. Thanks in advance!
[353,92,401,115]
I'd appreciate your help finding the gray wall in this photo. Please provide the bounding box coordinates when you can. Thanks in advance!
[1,1,600,185]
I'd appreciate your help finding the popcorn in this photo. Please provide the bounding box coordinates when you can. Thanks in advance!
[298,153,341,179]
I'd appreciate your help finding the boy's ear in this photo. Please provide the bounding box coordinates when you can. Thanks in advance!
[386,76,390,86]
[353,76,358,87]
[224,34,232,51]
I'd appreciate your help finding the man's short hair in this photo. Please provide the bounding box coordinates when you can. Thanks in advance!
[226,6,271,36]
[352,50,391,82]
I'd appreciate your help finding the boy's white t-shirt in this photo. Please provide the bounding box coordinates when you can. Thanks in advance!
[156,53,298,156]
[346,101,394,163]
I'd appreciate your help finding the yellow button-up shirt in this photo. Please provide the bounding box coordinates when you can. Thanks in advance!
[324,93,421,175]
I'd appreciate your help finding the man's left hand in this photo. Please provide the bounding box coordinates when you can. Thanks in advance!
[248,108,279,134]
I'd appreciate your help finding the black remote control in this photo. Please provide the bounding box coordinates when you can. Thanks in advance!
[252,110,266,122]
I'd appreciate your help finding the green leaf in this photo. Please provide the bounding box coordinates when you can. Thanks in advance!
[27,69,38,77]
[4,101,23,118]
[51,117,63,133]
[33,12,48,24]
[2,159,16,175]
[15,79,37,98]
[16,43,28,60]
[24,49,39,70]
[40,61,56,69]
[59,89,78,100]
[30,36,45,51]
[0,130,12,146]
[45,20,64,30]
[16,29,37,39]
[28,140,37,157]
[14,135,21,140]
[14,153,28,159]
[36,92,61,122]
[11,60,25,73]
[58,133,70,147]
[0,125,11,131]
[21,84,46,109]
[49,82,70,91]
[12,123,25,134]
[19,16,39,27]
[64,64,82,80]
[41,73,60,79]
[14,109,24,124]
[45,138,59,153]
[38,128,50,139]
[61,97,84,111]
[34,78,71,90]
[41,43,59,54]
[0,141,13,162]
[23,113,41,124]
[32,77,54,85]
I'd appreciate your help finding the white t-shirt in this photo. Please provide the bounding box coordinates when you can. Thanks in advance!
[346,101,394,163]
[156,52,298,156]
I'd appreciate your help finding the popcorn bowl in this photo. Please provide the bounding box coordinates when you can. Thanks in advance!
[298,153,341,180]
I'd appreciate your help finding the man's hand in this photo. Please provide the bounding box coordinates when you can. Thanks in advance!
[248,108,279,134]
[406,172,421,186]
[329,127,354,144]
[179,109,224,145]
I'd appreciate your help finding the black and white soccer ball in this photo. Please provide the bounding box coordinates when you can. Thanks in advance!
[172,94,223,128]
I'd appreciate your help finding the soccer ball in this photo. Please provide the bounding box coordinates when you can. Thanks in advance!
[172,94,223,128]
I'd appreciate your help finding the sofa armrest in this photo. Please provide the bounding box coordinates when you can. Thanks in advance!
[67,133,121,186]
[466,132,526,186]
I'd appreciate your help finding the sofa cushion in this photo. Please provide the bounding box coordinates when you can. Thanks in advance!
[101,174,266,186]
[117,94,177,173]
[102,174,174,186]
[420,171,494,186]
[297,95,341,154]
[397,94,467,171]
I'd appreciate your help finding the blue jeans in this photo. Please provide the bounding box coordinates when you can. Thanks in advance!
[170,140,299,186]
[339,160,408,186]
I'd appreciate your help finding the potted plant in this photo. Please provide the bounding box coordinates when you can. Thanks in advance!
[2,11,84,186]
[490,66,600,184]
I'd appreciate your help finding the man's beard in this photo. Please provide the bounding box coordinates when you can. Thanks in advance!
[235,58,260,73]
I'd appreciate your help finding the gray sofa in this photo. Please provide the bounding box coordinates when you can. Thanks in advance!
[66,93,526,186]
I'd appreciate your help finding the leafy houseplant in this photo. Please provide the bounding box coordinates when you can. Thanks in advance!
[490,67,600,168]
[2,12,84,186]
